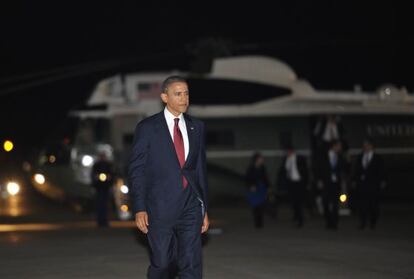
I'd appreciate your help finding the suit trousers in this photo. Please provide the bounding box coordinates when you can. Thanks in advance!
[95,186,109,227]
[358,190,380,229]
[288,181,306,226]
[322,184,340,229]
[147,186,203,279]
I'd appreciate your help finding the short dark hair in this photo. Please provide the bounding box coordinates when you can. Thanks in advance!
[161,75,187,93]
[250,151,262,166]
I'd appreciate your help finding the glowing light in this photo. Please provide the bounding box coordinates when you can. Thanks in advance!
[120,205,129,212]
[49,155,56,163]
[99,173,107,182]
[6,182,20,196]
[82,155,94,167]
[120,185,129,194]
[34,174,45,185]
[3,140,14,152]
[340,194,347,203]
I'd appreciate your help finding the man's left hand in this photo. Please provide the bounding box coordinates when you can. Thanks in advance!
[201,213,209,234]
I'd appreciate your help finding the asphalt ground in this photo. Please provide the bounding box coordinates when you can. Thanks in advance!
[1,201,413,279]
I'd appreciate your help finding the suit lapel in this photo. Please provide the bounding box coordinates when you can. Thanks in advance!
[156,112,181,168]
[184,114,196,168]
[156,111,197,169]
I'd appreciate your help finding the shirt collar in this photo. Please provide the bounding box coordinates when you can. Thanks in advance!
[364,150,373,157]
[164,107,184,126]
[287,153,296,160]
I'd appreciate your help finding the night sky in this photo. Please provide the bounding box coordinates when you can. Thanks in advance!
[0,1,413,156]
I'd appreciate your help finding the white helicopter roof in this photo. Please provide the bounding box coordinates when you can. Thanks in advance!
[73,55,414,118]
[207,55,297,88]
[189,81,414,118]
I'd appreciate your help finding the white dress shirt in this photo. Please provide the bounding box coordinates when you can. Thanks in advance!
[164,107,189,160]
[285,153,301,182]
[329,150,337,168]
[362,151,373,169]
[323,121,339,142]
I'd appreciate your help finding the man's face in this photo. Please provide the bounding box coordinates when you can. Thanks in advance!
[255,156,264,167]
[363,142,373,152]
[161,81,189,116]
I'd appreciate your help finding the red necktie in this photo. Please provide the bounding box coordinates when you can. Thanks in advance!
[173,118,188,188]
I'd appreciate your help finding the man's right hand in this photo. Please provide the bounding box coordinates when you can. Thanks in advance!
[135,211,149,234]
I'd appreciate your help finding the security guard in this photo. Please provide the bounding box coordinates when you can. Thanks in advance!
[91,152,114,227]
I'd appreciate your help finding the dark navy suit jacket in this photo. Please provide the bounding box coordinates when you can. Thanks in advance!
[353,152,386,194]
[128,111,208,223]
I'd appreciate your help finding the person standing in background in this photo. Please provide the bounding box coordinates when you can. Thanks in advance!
[246,152,269,229]
[313,115,344,152]
[277,145,309,228]
[315,140,346,230]
[91,151,114,228]
[352,138,386,230]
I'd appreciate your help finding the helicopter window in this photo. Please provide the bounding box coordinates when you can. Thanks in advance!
[95,118,110,142]
[137,82,162,100]
[75,118,110,145]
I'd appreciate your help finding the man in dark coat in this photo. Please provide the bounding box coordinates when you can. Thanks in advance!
[315,140,347,230]
[128,76,209,278]
[91,152,114,227]
[352,138,386,229]
[246,152,270,229]
[277,145,309,228]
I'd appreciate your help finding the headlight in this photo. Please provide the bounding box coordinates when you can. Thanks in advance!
[99,173,107,182]
[120,185,129,194]
[34,173,46,185]
[7,182,20,195]
[81,155,94,167]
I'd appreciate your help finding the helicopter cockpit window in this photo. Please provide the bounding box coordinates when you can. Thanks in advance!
[75,118,110,145]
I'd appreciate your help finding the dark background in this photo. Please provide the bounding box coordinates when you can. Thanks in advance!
[0,1,412,154]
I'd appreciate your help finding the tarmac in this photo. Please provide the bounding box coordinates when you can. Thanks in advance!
[1,202,414,278]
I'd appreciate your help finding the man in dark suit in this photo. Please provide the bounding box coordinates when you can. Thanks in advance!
[277,145,309,228]
[315,140,346,230]
[128,76,209,278]
[91,151,114,227]
[352,138,386,230]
